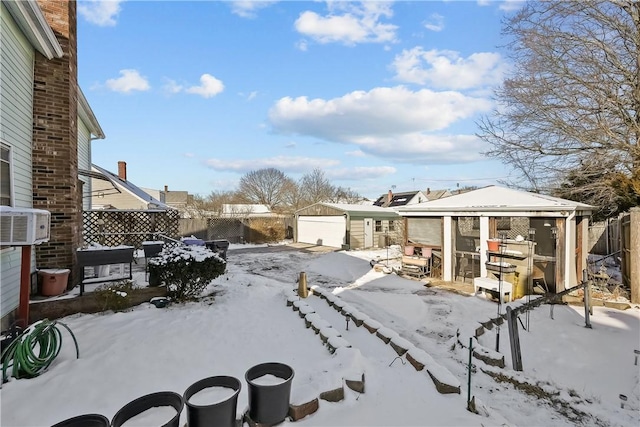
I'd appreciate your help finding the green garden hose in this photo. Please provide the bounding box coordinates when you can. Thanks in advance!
[1,319,79,383]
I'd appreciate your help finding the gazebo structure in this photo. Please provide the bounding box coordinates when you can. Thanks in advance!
[397,186,594,296]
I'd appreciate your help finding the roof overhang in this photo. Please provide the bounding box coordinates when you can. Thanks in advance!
[78,88,105,139]
[399,206,593,217]
[4,0,63,59]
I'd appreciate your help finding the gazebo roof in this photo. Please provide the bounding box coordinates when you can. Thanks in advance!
[398,185,594,215]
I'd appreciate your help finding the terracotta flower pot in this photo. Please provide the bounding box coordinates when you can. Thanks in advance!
[487,239,500,252]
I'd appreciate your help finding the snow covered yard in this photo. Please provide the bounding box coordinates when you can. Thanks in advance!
[1,244,639,426]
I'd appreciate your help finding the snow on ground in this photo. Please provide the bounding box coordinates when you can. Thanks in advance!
[1,244,639,426]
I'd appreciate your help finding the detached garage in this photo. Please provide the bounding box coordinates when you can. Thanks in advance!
[295,203,401,250]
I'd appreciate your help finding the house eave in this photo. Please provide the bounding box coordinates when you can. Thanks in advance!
[4,0,63,59]
[399,205,594,217]
[78,87,105,139]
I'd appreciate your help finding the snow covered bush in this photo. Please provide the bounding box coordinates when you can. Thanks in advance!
[148,245,226,302]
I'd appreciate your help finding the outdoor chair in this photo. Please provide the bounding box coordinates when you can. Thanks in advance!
[531,264,549,294]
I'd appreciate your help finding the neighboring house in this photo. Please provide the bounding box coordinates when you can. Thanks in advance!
[77,88,106,210]
[141,185,193,217]
[397,185,594,294]
[424,188,452,201]
[373,190,429,208]
[90,162,173,211]
[162,185,191,211]
[221,204,273,218]
[295,203,400,249]
[1,0,104,328]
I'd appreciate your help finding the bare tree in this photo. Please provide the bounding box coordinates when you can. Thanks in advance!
[237,168,295,211]
[329,186,366,204]
[477,0,640,218]
[299,168,335,205]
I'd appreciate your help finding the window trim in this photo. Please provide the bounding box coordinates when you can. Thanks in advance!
[0,141,13,207]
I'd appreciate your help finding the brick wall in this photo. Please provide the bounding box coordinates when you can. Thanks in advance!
[33,0,81,288]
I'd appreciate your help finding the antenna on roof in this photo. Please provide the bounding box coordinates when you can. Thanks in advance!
[391,185,396,190]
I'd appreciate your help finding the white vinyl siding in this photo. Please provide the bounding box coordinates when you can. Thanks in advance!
[78,120,91,210]
[297,216,346,248]
[0,4,36,319]
[0,3,34,208]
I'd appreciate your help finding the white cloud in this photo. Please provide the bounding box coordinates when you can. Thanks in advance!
[105,69,150,93]
[204,156,340,173]
[269,86,491,140]
[352,133,489,164]
[295,39,309,52]
[392,47,506,90]
[162,79,183,95]
[268,86,493,165]
[229,1,278,18]
[499,0,525,12]
[326,166,396,180]
[185,74,225,98]
[295,1,397,46]
[346,150,367,157]
[423,13,444,32]
[78,0,123,26]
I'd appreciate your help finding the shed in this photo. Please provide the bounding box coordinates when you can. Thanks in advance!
[397,185,594,295]
[295,203,401,249]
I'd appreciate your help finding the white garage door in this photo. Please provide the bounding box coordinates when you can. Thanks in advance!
[297,216,346,248]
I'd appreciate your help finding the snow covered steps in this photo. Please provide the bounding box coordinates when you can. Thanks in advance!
[309,284,461,395]
[283,289,368,422]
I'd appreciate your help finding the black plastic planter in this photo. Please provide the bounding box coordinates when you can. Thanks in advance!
[184,376,241,427]
[245,362,294,425]
[51,414,109,427]
[204,240,230,260]
[110,391,183,427]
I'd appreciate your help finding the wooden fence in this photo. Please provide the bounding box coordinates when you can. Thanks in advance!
[620,208,639,303]
[588,218,621,256]
[178,216,294,244]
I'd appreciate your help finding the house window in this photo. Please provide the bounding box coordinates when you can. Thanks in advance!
[0,143,11,206]
[388,220,395,231]
[375,220,382,232]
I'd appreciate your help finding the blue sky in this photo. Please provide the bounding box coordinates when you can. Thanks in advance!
[77,0,523,200]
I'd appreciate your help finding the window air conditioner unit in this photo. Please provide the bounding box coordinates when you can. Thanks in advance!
[0,206,51,245]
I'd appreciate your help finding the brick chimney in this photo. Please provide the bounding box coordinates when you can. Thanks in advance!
[387,190,393,204]
[118,161,127,180]
[32,0,80,287]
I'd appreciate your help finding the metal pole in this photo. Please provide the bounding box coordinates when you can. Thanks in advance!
[496,232,506,352]
[583,269,592,329]
[467,337,473,410]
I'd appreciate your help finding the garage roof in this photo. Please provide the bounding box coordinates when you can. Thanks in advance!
[296,202,401,220]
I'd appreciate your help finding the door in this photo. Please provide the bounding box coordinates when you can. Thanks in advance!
[364,218,373,248]
[297,216,346,247]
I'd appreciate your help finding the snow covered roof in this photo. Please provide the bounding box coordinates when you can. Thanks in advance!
[295,202,400,220]
[91,164,173,210]
[398,185,594,215]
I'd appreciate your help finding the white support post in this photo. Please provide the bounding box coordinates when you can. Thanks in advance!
[479,216,490,278]
[442,216,453,281]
